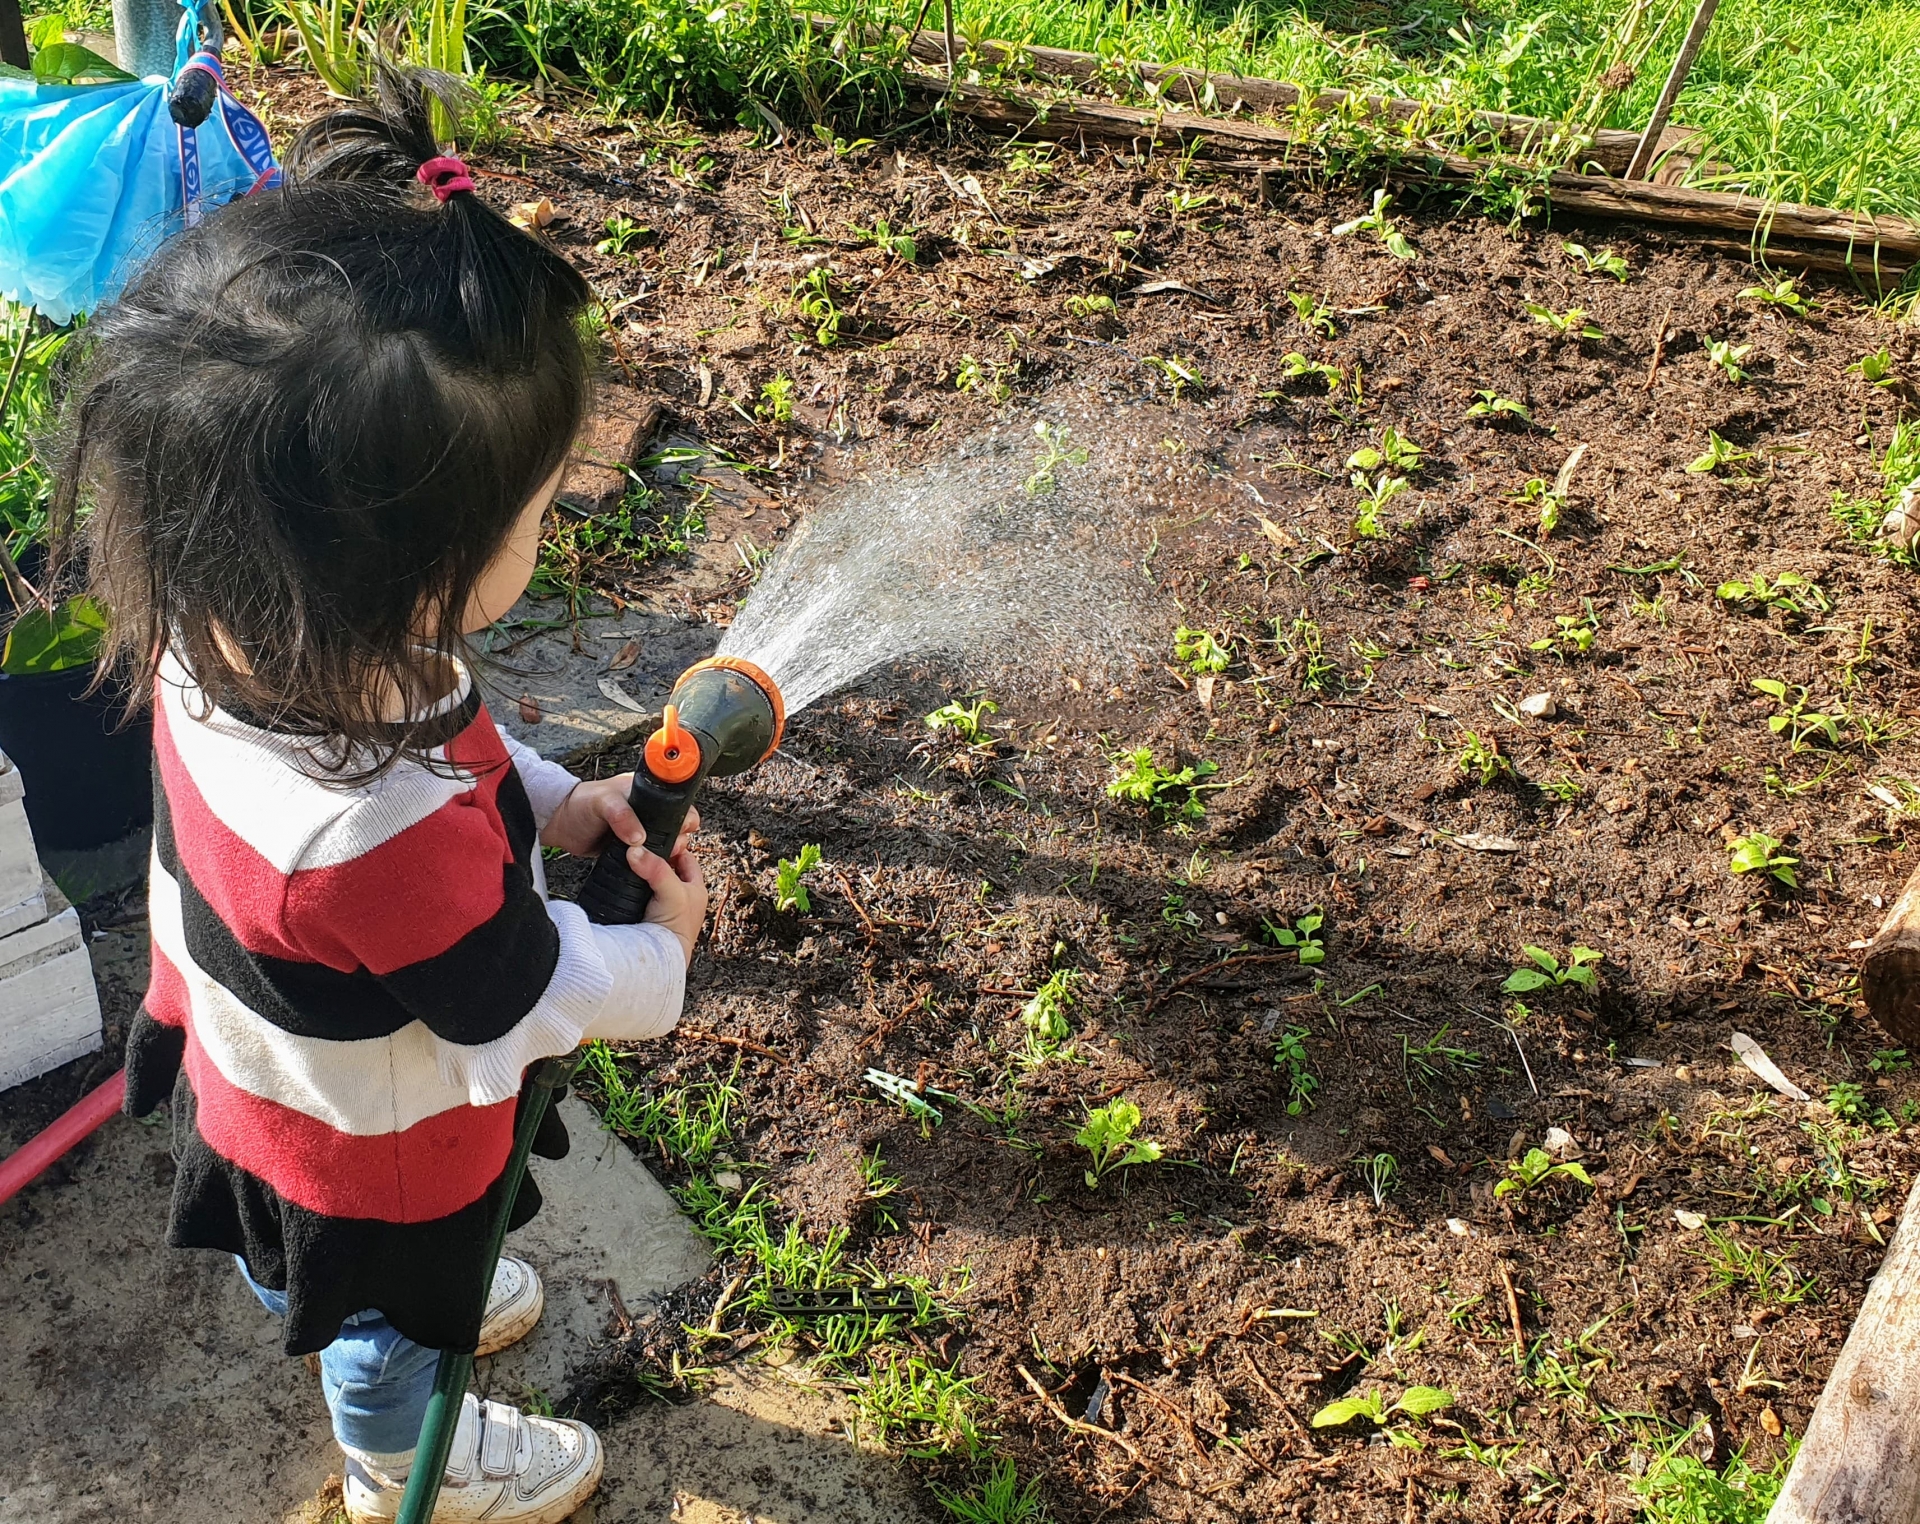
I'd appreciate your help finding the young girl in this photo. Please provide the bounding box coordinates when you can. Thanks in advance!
[52,66,705,1523]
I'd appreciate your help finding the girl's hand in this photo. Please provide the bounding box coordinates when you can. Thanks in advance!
[541,775,700,862]
[632,840,708,966]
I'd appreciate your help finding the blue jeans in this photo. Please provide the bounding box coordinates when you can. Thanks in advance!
[237,1257,439,1462]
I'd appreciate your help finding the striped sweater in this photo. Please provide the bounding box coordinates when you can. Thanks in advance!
[124,653,686,1356]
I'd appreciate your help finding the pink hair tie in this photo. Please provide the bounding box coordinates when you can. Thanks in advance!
[416,156,475,202]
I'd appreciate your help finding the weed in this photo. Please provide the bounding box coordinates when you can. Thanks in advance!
[1332,189,1418,260]
[1277,351,1346,392]
[1707,338,1754,384]
[853,1350,981,1458]
[1727,831,1799,888]
[1142,353,1206,403]
[926,696,998,746]
[594,212,651,256]
[1502,945,1601,994]
[1562,242,1629,281]
[846,217,917,262]
[1401,1026,1485,1089]
[1173,626,1232,675]
[1359,1151,1398,1207]
[1740,277,1814,316]
[1277,612,1341,691]
[1634,1437,1792,1524]
[1348,427,1424,475]
[1351,470,1410,539]
[1457,729,1512,786]
[1825,1080,1869,1122]
[1540,774,1582,803]
[1690,1224,1813,1305]
[576,1047,740,1167]
[812,123,876,158]
[1106,748,1223,823]
[1262,912,1327,966]
[1687,430,1755,474]
[1869,1047,1911,1074]
[1466,389,1532,424]
[1530,602,1600,659]
[857,1146,903,1231]
[1076,1100,1164,1188]
[1312,1384,1451,1445]
[953,355,1011,404]
[756,373,795,425]
[1717,571,1827,618]
[1020,968,1082,1066]
[1025,422,1089,495]
[1274,1025,1320,1115]
[1287,289,1338,337]
[1494,1146,1594,1198]
[281,0,367,96]
[1752,678,1843,749]
[1524,301,1605,341]
[1849,347,1898,386]
[1062,293,1116,319]
[1509,475,1568,537]
[1832,421,1920,549]
[775,843,823,912]
[931,1459,1049,1524]
[790,267,843,347]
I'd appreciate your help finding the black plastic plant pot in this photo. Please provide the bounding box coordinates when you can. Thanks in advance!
[0,664,152,850]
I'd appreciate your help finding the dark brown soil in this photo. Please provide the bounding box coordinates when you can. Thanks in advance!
[14,61,1920,1524]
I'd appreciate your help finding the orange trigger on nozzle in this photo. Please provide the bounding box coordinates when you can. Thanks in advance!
[645,704,701,784]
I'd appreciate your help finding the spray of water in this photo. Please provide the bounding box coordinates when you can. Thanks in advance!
[717,418,1158,712]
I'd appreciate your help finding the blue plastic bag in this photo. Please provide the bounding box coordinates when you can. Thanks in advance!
[0,54,278,321]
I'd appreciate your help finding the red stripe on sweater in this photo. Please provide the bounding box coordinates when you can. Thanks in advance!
[156,702,519,976]
[146,941,189,1029]
[183,1026,515,1222]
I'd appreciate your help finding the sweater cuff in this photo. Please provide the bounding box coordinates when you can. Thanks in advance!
[494,724,579,829]
[579,922,686,1043]
[430,899,613,1106]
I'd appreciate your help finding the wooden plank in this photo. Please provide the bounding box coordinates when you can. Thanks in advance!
[1767,1169,1920,1522]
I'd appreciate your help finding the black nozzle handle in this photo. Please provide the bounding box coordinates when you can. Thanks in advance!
[168,61,220,127]
[576,767,705,926]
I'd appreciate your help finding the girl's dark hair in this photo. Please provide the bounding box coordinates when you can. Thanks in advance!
[52,64,592,776]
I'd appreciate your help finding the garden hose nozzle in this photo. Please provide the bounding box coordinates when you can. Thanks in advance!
[576,655,784,927]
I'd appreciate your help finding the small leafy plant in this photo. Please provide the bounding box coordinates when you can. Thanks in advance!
[1493,1146,1594,1198]
[1312,1386,1453,1446]
[1062,292,1116,319]
[1525,301,1605,341]
[1025,422,1090,496]
[1849,347,1898,387]
[755,373,794,425]
[953,355,1012,404]
[1502,945,1601,994]
[1348,427,1423,475]
[1287,289,1338,337]
[1716,571,1827,618]
[847,217,918,262]
[1466,389,1532,424]
[1107,748,1223,823]
[1278,351,1345,392]
[1358,1152,1398,1206]
[1707,338,1753,384]
[1728,830,1799,887]
[1457,729,1511,786]
[1351,470,1409,539]
[791,267,843,347]
[1332,189,1418,259]
[1142,354,1206,403]
[1740,277,1813,316]
[1274,1025,1319,1115]
[595,212,651,256]
[925,696,998,746]
[1020,968,1081,1066]
[1826,1080,1869,1123]
[1076,1100,1163,1188]
[1562,242,1629,281]
[1174,626,1231,674]
[775,843,823,912]
[1262,912,1326,965]
[1530,602,1599,658]
[1752,678,1843,749]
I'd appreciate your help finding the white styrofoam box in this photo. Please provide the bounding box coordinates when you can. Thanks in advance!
[0,906,103,1091]
[0,756,44,939]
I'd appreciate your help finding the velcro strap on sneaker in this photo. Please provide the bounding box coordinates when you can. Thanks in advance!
[445,1392,483,1484]
[479,1399,524,1479]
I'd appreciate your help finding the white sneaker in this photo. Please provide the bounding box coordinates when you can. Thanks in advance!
[343,1394,604,1523]
[476,1256,544,1358]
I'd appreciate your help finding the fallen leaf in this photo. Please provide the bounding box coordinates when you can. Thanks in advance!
[608,639,640,672]
[1195,675,1216,710]
[1760,1405,1782,1436]
[1452,832,1521,853]
[1445,1217,1471,1236]
[517,693,541,724]
[1674,1209,1706,1230]
[508,198,554,231]
[1731,1031,1811,1102]
[1427,1144,1457,1169]
[697,363,714,409]
[597,677,649,714]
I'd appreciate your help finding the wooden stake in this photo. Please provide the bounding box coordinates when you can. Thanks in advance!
[1643,301,1674,390]
[1768,1171,1920,1522]
[1861,862,1920,1050]
[1624,0,1721,181]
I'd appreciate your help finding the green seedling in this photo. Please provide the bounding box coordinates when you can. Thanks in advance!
[1262,912,1326,965]
[1274,1025,1320,1115]
[775,843,823,912]
[1142,353,1206,403]
[1869,1047,1911,1074]
[930,1458,1048,1524]
[1312,1385,1452,1446]
[594,212,651,256]
[1524,301,1604,341]
[1690,1223,1813,1306]
[1173,626,1231,674]
[1634,1441,1791,1522]
[846,218,917,262]
[1287,289,1338,337]
[1740,277,1814,316]
[857,1147,903,1231]
[811,123,876,158]
[1276,612,1341,692]
[1728,830,1799,888]
[1849,347,1898,386]
[1106,748,1223,823]
[1457,729,1511,785]
[1530,601,1600,658]
[1826,1081,1869,1122]
[1708,338,1754,384]
[1752,678,1843,749]
[1359,1151,1398,1206]
[1562,242,1629,281]
[1347,426,1424,474]
[1466,389,1532,424]
[1165,187,1217,217]
[1076,1100,1163,1188]
[1278,352,1345,392]
[791,267,843,347]
[1502,945,1601,994]
[1062,292,1116,319]
[1025,421,1089,496]
[1717,571,1827,617]
[1509,476,1564,536]
[865,1067,946,1126]
[1332,189,1418,260]
[1020,968,1081,1065]
[953,355,1011,404]
[1401,1025,1485,1089]
[755,373,794,425]
[1494,1146,1594,1198]
[1350,471,1409,539]
[925,696,998,745]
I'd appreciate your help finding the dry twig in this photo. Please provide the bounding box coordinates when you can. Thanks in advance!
[1016,1364,1156,1475]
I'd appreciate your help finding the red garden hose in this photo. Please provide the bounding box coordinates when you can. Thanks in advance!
[0,1068,126,1208]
